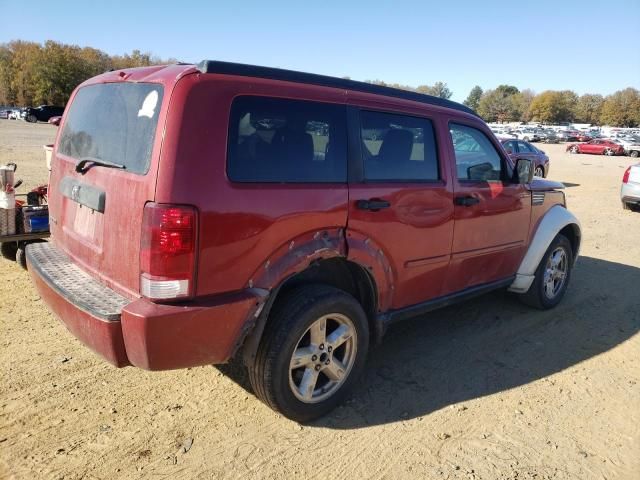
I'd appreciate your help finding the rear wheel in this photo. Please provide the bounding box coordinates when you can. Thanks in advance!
[26,114,37,123]
[630,150,639,158]
[519,234,573,309]
[603,148,615,156]
[0,242,18,261]
[248,285,369,422]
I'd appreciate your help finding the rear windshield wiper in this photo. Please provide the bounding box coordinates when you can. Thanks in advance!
[75,157,126,174]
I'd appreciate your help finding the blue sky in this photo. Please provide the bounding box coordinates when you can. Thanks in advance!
[1,0,639,102]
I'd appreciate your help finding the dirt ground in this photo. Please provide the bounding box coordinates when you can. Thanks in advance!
[0,119,639,480]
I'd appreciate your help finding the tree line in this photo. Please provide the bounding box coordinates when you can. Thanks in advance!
[0,40,175,107]
[1,39,638,127]
[463,85,640,127]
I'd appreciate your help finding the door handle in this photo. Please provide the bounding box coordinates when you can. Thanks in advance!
[454,196,480,207]
[356,199,391,211]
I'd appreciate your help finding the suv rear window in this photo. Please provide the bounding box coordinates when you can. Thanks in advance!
[59,83,164,175]
[227,96,347,183]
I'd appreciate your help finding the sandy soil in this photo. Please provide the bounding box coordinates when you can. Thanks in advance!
[1,119,639,480]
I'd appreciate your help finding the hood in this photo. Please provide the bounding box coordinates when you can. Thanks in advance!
[530,178,565,191]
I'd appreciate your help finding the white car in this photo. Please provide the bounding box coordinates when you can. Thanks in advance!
[615,137,640,157]
[621,163,640,211]
[8,110,20,120]
[512,129,540,142]
[491,127,516,139]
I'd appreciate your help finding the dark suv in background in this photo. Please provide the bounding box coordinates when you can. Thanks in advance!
[22,105,65,123]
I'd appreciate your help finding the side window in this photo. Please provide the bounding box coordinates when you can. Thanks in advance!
[517,141,533,152]
[227,96,347,183]
[450,124,504,182]
[360,111,438,181]
[503,141,517,154]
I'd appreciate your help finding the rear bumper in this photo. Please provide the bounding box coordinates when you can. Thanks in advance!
[621,182,640,205]
[27,242,265,370]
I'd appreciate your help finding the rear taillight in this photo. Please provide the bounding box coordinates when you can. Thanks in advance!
[622,167,631,184]
[140,203,197,300]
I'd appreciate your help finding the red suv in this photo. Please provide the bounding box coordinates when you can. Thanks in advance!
[27,61,581,421]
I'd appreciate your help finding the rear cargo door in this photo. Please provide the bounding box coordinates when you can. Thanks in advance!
[48,82,166,297]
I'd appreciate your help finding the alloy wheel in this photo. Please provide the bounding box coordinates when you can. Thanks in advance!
[543,247,568,300]
[289,313,357,404]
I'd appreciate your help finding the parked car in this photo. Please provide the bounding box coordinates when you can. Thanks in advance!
[624,143,640,158]
[501,139,550,177]
[574,133,592,142]
[26,61,581,422]
[512,129,540,142]
[8,110,20,120]
[621,163,640,211]
[22,105,65,123]
[566,139,625,156]
[0,109,12,119]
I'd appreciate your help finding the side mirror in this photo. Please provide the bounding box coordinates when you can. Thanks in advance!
[513,158,534,184]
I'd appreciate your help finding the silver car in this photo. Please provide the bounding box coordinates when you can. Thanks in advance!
[621,163,640,211]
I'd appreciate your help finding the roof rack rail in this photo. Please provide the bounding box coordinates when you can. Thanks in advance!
[196,60,478,118]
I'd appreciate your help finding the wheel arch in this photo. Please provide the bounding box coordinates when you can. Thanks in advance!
[235,227,381,366]
[508,205,581,294]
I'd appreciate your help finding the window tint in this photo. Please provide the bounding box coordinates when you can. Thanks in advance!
[517,141,533,152]
[450,124,504,181]
[360,111,438,181]
[227,96,347,183]
[59,83,163,175]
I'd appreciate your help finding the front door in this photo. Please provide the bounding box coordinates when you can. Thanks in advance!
[346,107,454,309]
[443,122,531,294]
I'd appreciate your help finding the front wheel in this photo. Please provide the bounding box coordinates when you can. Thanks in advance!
[534,166,545,178]
[519,234,573,309]
[570,145,580,154]
[603,148,615,156]
[248,285,369,422]
[26,114,37,123]
[630,150,639,158]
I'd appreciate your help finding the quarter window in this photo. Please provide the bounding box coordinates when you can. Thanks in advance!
[227,96,347,183]
[450,124,504,181]
[517,141,534,153]
[360,111,438,181]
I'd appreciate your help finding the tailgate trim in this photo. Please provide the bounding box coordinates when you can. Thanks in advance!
[26,242,130,321]
[59,176,106,213]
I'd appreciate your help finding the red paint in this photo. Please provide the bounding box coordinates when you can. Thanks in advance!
[566,139,625,155]
[29,266,130,367]
[31,63,566,371]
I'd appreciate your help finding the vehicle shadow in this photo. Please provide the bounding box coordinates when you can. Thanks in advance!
[217,256,640,429]
[561,182,580,187]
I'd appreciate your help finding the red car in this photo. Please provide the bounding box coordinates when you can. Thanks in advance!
[24,61,581,421]
[574,133,592,142]
[567,139,625,156]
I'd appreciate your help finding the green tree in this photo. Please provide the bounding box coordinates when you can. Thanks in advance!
[477,85,521,122]
[600,88,640,127]
[528,90,578,124]
[417,81,452,99]
[575,94,604,124]
[463,85,483,111]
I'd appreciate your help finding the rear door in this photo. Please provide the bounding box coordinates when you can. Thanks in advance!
[444,121,531,294]
[346,104,454,309]
[49,81,168,297]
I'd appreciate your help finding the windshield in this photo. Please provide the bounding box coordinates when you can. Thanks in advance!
[59,83,164,175]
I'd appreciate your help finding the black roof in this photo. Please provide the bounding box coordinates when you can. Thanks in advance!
[196,60,478,118]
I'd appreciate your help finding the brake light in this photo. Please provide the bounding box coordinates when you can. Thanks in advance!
[622,167,631,184]
[140,203,197,300]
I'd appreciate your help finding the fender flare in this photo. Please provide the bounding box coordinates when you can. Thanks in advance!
[508,205,581,293]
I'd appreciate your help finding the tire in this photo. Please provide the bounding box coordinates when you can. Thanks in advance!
[629,150,639,158]
[523,136,530,142]
[603,148,614,156]
[248,285,369,422]
[0,242,18,261]
[519,234,573,310]
[570,145,580,154]
[26,114,37,123]
[16,247,27,270]
[534,166,545,178]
